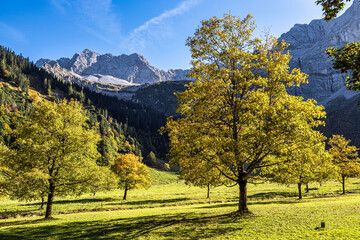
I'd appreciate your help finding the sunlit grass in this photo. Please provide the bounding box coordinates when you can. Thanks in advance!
[0,169,360,239]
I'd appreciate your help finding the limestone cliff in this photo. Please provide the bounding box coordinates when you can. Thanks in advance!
[279,0,360,105]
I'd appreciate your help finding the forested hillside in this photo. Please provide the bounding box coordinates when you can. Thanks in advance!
[0,46,169,164]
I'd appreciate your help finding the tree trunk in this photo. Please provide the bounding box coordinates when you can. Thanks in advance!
[305,184,309,193]
[238,178,248,213]
[298,183,302,200]
[45,182,55,219]
[40,196,45,210]
[123,187,128,200]
[207,184,210,199]
[342,175,346,194]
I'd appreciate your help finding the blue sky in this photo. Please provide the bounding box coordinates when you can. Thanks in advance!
[0,0,352,70]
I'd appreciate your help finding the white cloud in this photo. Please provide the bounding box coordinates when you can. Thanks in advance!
[0,22,26,43]
[133,0,202,34]
[121,0,203,52]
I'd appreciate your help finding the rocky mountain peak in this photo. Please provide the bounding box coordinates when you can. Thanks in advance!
[279,0,360,105]
[35,58,54,67]
[67,49,100,74]
[36,49,190,85]
[281,0,360,50]
[82,48,94,54]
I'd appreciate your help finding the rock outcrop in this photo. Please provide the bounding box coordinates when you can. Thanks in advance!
[279,0,360,105]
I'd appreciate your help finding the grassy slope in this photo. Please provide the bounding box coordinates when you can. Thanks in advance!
[0,169,360,239]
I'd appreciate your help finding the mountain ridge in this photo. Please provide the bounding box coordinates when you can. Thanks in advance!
[36,49,190,86]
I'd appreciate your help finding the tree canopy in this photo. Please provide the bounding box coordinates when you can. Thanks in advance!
[264,142,334,199]
[175,153,226,198]
[326,43,360,91]
[316,0,352,21]
[111,153,151,200]
[0,99,111,218]
[329,134,360,194]
[165,13,327,214]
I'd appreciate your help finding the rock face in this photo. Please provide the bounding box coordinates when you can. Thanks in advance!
[279,0,360,105]
[36,49,190,85]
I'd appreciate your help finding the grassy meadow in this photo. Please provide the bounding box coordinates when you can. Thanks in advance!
[0,169,360,239]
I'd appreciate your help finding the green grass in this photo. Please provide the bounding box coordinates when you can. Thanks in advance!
[1,169,360,239]
[149,168,179,185]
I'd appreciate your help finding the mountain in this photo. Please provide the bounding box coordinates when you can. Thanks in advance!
[279,0,360,106]
[278,0,360,146]
[1,45,174,161]
[34,0,360,149]
[36,49,190,86]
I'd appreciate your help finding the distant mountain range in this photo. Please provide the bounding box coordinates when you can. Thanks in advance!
[36,49,190,86]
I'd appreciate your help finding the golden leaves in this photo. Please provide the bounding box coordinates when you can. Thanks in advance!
[166,13,327,187]
[329,135,360,180]
[111,154,151,190]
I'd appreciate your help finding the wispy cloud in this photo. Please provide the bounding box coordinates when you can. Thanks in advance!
[50,0,71,14]
[133,0,202,34]
[50,0,201,52]
[50,0,121,44]
[121,0,203,52]
[76,0,121,39]
[0,22,26,43]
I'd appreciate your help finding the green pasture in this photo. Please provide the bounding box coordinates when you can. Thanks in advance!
[0,169,360,239]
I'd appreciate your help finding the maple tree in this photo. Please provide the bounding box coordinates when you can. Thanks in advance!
[0,99,112,218]
[165,13,326,214]
[264,142,334,199]
[111,153,151,200]
[177,155,226,198]
[328,134,360,194]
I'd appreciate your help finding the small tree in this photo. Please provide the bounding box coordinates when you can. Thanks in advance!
[0,99,110,219]
[264,142,334,199]
[179,158,225,198]
[163,163,171,171]
[167,145,228,198]
[146,151,157,167]
[328,135,360,194]
[111,154,151,200]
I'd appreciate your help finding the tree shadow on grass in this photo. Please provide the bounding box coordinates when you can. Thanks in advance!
[197,198,299,210]
[114,197,190,206]
[0,218,51,228]
[249,200,300,205]
[248,191,297,199]
[197,202,237,209]
[23,197,116,207]
[0,209,38,220]
[0,212,245,240]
